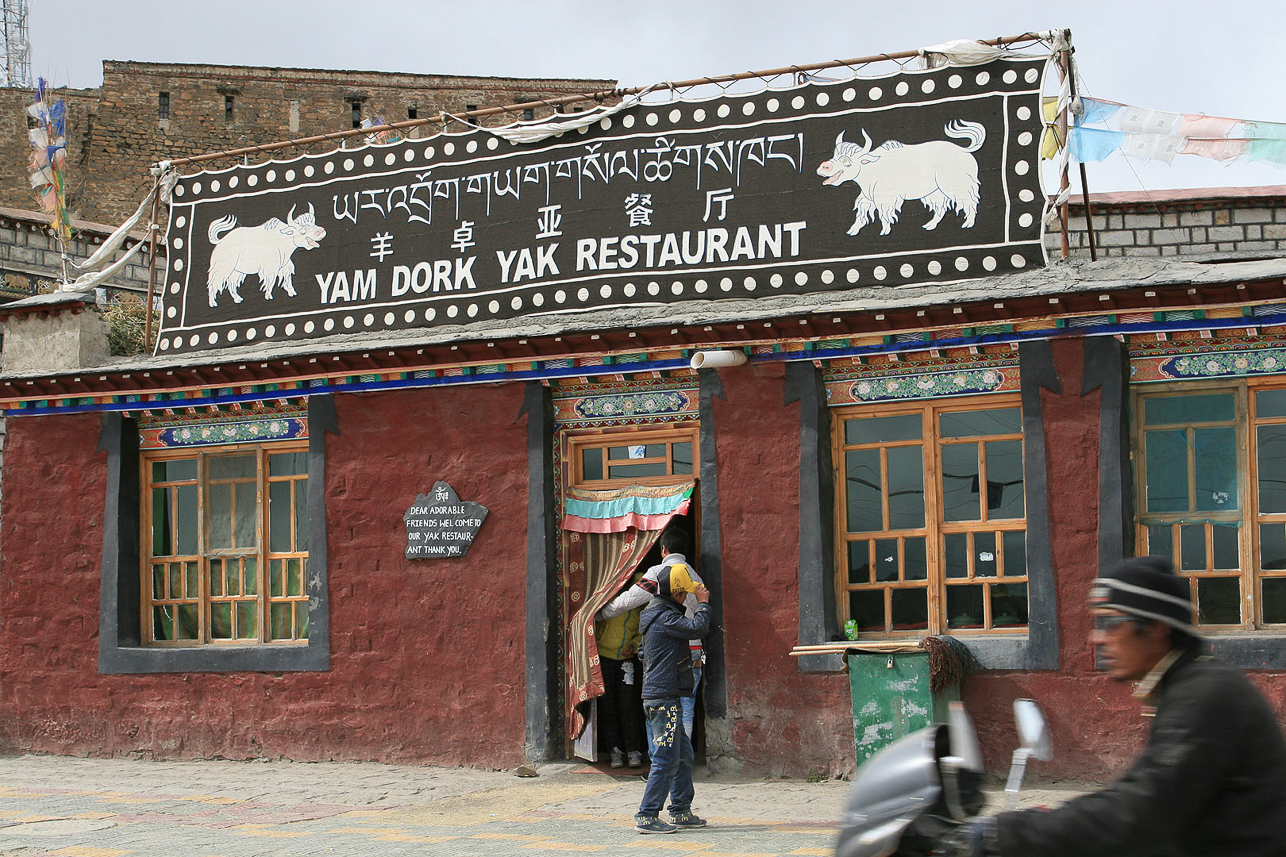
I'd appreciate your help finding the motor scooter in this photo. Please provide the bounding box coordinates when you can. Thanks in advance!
[834,699,1052,857]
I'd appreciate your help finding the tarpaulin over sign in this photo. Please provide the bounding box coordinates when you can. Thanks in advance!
[157,56,1052,357]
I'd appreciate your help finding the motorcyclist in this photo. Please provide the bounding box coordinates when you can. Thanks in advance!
[955,556,1286,857]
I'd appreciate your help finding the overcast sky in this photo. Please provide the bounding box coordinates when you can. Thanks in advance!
[28,0,1286,195]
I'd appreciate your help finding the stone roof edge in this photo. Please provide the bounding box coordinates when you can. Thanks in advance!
[101,59,617,89]
[0,206,154,244]
[7,254,1286,382]
[0,289,94,319]
[1069,185,1286,208]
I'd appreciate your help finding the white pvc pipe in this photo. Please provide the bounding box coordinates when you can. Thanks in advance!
[689,350,748,370]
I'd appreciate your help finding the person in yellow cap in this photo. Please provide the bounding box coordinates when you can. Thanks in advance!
[602,528,707,742]
[634,560,711,834]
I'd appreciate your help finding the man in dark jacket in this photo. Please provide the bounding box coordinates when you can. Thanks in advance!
[959,556,1286,856]
[634,562,711,834]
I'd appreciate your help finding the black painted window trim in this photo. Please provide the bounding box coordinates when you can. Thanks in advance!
[97,397,333,674]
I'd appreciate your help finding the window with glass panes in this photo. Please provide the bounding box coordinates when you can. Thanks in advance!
[836,398,1028,636]
[569,428,697,487]
[1136,383,1286,629]
[144,444,310,645]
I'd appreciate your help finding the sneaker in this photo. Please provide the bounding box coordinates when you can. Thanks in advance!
[635,815,678,834]
[609,748,625,769]
[627,750,644,768]
[669,810,707,828]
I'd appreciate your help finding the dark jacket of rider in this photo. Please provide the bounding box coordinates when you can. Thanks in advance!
[994,646,1286,857]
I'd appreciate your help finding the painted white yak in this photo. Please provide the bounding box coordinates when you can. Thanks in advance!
[206,204,326,307]
[816,120,984,236]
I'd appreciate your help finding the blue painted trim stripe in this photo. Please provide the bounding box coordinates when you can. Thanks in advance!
[6,358,692,416]
[764,312,1286,364]
[9,311,1286,417]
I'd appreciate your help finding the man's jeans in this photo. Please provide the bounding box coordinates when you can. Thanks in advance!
[681,666,702,738]
[639,699,694,817]
[646,667,701,747]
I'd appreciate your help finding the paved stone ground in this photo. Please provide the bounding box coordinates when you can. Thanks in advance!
[0,754,1089,856]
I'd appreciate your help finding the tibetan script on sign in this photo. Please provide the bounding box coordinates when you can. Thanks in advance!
[158,56,1050,355]
[404,481,489,560]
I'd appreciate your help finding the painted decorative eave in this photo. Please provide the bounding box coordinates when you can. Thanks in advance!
[2,255,1286,416]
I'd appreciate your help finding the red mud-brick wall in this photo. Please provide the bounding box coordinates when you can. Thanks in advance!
[323,385,530,766]
[0,384,530,767]
[963,338,1150,779]
[711,363,852,778]
[0,413,107,752]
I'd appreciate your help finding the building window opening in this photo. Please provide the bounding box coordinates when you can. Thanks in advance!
[465,104,478,126]
[407,105,418,120]
[144,444,310,646]
[836,398,1027,636]
[573,435,695,486]
[350,100,362,129]
[1136,382,1286,629]
[224,95,234,125]
[158,91,170,120]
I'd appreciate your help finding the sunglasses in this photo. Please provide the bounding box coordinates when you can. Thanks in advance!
[1094,614,1137,632]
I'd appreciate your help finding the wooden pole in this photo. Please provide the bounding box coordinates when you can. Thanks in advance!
[142,183,161,352]
[1057,35,1072,260]
[1063,33,1099,262]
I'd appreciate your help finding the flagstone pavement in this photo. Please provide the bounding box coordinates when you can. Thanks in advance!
[0,753,1088,856]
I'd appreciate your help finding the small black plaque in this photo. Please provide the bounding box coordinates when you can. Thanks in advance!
[404,481,489,559]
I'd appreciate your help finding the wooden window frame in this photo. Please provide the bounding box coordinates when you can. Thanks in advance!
[141,441,310,647]
[567,425,699,489]
[833,395,1028,638]
[1134,378,1286,631]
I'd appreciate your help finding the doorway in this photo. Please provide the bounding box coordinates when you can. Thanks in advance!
[559,425,702,765]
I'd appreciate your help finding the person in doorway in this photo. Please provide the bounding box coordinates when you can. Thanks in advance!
[952,556,1286,857]
[602,527,706,742]
[593,569,646,768]
[634,563,711,834]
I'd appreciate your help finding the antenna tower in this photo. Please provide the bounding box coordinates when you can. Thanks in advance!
[2,0,31,88]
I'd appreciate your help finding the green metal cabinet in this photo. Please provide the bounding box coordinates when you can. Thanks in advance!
[845,650,960,767]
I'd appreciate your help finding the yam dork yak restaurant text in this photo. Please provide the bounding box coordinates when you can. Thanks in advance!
[3,31,1286,780]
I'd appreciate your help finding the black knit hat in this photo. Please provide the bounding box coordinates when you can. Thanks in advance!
[1089,556,1197,635]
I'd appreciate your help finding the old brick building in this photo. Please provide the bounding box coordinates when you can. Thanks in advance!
[0,61,616,226]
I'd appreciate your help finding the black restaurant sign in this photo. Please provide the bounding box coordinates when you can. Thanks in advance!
[404,481,489,559]
[156,56,1050,355]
